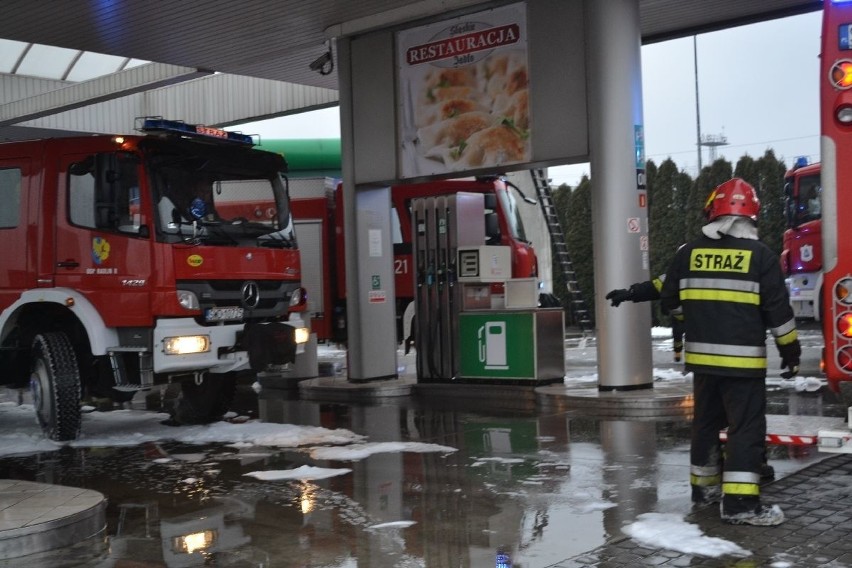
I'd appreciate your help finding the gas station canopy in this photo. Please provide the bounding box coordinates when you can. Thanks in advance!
[0,0,821,93]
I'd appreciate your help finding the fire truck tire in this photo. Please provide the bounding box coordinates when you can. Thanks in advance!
[170,373,237,425]
[29,332,82,441]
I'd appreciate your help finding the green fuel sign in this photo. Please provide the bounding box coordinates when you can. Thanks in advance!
[459,312,535,379]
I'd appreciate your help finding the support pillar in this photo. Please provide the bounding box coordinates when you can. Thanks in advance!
[337,37,399,382]
[586,0,653,390]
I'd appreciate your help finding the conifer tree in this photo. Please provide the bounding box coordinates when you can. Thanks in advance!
[562,176,595,321]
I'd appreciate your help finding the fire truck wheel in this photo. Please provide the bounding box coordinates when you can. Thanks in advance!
[29,332,82,441]
[170,373,237,425]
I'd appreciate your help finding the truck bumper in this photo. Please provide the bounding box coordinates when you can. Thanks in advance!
[786,273,818,319]
[153,317,310,375]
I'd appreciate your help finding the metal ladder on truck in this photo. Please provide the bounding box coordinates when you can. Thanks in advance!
[529,168,592,336]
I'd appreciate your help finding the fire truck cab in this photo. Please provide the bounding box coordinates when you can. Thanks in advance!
[286,176,540,345]
[0,118,312,441]
[782,158,823,320]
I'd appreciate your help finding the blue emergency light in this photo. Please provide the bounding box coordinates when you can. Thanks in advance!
[136,117,256,145]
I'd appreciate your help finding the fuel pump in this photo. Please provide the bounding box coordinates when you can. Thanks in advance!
[413,193,485,380]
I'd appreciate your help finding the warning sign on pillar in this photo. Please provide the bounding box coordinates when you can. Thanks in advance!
[369,290,386,303]
[627,217,640,233]
[640,235,649,251]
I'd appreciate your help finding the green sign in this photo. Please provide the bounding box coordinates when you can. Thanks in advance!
[371,275,381,290]
[458,312,535,379]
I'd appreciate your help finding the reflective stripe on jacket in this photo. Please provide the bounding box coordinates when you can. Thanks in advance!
[659,235,796,378]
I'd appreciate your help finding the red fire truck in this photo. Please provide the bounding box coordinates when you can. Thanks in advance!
[0,118,312,441]
[781,158,822,320]
[287,177,540,345]
[819,0,852,405]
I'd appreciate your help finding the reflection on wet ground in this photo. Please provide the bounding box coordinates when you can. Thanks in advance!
[0,324,842,567]
[0,362,844,567]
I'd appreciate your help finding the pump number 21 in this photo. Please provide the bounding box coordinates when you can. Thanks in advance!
[394,258,409,275]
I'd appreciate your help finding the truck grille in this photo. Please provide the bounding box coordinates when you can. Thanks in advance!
[177,279,297,323]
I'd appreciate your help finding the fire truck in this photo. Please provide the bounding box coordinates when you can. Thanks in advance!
[817,0,852,452]
[781,158,822,320]
[0,118,312,441]
[227,173,541,345]
[243,139,546,346]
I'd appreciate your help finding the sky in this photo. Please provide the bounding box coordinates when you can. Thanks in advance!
[233,11,821,188]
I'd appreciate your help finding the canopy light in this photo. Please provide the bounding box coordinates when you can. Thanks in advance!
[136,117,256,146]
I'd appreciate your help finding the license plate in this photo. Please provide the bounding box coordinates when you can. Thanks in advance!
[205,306,244,322]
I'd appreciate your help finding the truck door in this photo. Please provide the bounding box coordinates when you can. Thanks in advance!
[54,151,154,327]
[0,159,30,306]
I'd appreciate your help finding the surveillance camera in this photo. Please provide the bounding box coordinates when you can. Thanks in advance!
[309,51,332,72]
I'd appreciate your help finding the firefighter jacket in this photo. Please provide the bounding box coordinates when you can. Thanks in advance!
[659,234,797,378]
[630,274,684,322]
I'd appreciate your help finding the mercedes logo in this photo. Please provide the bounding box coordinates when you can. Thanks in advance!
[241,281,260,309]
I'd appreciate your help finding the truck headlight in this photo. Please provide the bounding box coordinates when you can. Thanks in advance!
[294,327,310,344]
[163,335,210,355]
[289,286,307,310]
[177,290,200,311]
[172,530,217,554]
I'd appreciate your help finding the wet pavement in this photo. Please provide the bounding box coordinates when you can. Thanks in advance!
[0,323,849,567]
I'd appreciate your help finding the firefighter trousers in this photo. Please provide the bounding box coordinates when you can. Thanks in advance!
[692,373,767,512]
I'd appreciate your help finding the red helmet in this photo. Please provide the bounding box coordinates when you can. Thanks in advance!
[703,178,760,222]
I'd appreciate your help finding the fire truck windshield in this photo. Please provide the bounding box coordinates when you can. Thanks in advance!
[786,173,822,228]
[496,188,529,243]
[143,140,296,247]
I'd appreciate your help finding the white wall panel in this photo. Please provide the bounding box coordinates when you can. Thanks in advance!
[1,72,339,137]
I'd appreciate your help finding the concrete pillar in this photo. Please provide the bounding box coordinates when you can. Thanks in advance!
[337,37,398,382]
[586,0,653,390]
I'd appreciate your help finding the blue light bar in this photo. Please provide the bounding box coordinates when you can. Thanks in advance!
[136,117,256,146]
[794,156,809,168]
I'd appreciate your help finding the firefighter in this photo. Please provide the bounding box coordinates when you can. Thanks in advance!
[605,273,685,362]
[659,178,799,526]
[606,274,777,483]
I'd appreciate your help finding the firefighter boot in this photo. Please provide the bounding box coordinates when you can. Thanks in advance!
[720,496,785,526]
[691,484,721,505]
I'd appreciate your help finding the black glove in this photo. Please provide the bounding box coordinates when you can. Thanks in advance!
[777,339,801,379]
[605,288,634,307]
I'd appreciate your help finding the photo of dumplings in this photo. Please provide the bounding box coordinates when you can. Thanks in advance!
[398,6,530,177]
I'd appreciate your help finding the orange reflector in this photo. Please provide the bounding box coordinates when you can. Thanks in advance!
[837,278,852,303]
[832,60,852,89]
[837,312,852,338]
[839,346,852,372]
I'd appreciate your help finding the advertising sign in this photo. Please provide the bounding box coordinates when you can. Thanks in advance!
[396,3,530,178]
